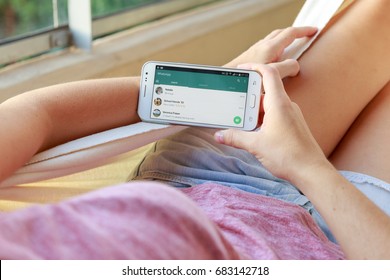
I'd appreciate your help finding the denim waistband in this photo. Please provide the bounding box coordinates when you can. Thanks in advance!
[128,127,335,242]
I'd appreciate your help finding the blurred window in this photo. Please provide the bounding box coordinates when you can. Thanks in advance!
[0,0,219,67]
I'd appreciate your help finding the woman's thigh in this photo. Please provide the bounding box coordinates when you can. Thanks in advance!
[283,0,390,156]
[330,81,390,183]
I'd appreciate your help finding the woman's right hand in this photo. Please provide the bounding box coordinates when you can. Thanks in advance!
[214,63,329,183]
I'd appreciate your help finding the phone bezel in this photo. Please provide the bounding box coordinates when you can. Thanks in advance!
[138,61,261,131]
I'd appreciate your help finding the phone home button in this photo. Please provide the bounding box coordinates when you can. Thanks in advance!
[250,94,256,108]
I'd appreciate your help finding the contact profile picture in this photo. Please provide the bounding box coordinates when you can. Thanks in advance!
[154,98,162,106]
[153,109,161,117]
[155,86,163,95]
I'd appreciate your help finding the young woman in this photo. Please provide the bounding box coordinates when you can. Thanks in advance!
[0,0,389,259]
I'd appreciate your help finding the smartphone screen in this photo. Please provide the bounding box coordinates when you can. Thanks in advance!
[149,64,249,128]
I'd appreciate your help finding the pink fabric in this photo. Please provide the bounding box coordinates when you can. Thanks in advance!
[182,184,344,259]
[0,182,344,259]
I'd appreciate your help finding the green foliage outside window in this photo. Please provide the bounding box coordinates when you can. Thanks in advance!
[0,0,160,40]
[92,0,158,17]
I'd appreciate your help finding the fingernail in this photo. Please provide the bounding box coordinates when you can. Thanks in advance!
[214,131,224,143]
[237,63,252,70]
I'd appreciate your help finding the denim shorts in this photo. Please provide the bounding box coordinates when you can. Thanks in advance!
[129,127,390,243]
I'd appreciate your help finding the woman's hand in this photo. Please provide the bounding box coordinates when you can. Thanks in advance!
[214,63,328,182]
[225,26,318,68]
[215,64,390,260]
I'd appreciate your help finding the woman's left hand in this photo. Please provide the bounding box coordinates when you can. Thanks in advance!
[226,26,318,67]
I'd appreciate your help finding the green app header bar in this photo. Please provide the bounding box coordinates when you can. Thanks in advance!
[154,66,249,93]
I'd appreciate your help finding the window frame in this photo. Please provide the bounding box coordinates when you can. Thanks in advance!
[0,0,219,66]
[0,0,301,104]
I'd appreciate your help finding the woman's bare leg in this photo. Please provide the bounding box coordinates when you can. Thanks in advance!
[283,0,390,157]
[330,81,390,183]
[227,1,390,182]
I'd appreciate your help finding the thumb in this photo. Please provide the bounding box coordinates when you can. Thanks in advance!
[268,59,300,79]
[214,129,256,151]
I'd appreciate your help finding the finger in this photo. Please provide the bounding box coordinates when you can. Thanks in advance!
[258,94,265,126]
[214,129,255,150]
[237,63,292,109]
[260,93,265,113]
[238,60,299,79]
[279,26,318,43]
[264,26,316,41]
[268,59,300,79]
[263,28,283,40]
[236,63,255,70]
[271,26,318,51]
[252,64,291,109]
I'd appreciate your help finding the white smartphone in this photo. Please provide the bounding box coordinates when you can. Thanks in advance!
[138,61,262,131]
